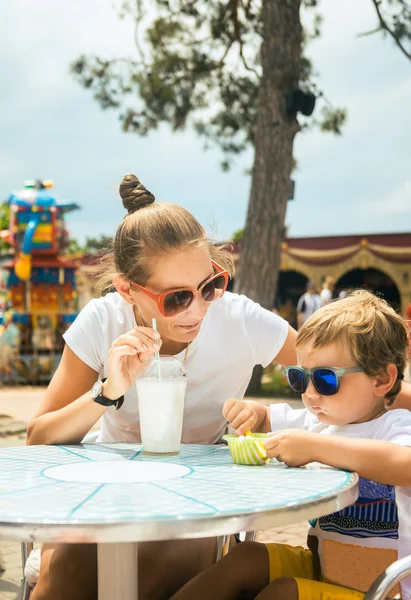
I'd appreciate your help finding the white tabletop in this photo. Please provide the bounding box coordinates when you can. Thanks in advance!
[0,443,358,543]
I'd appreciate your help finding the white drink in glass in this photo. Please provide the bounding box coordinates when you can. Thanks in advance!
[136,357,187,455]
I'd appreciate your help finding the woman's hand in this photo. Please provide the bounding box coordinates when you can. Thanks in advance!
[222,398,270,435]
[103,327,162,399]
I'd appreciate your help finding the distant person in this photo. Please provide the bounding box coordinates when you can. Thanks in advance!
[320,275,335,305]
[296,281,321,330]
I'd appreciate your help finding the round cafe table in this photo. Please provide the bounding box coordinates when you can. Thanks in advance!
[0,443,358,599]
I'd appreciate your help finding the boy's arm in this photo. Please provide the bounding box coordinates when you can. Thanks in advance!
[391,380,411,411]
[265,430,411,486]
[222,399,270,434]
[254,403,271,432]
[313,435,411,486]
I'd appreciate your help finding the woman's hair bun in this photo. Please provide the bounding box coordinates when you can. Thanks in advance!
[119,174,155,214]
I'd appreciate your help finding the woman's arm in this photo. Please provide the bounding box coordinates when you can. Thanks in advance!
[26,346,105,446]
[271,326,297,366]
[27,325,163,446]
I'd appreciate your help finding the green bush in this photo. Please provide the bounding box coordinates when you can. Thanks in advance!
[261,365,301,398]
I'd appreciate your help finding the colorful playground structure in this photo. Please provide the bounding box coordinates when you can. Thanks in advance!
[0,179,80,384]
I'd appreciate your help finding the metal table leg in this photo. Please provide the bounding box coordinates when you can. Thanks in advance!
[213,535,230,562]
[244,531,258,542]
[98,542,138,600]
[17,541,34,600]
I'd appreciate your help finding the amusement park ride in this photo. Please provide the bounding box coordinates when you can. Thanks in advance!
[0,179,80,384]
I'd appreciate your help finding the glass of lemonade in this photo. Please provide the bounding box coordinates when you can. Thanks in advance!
[136,356,187,455]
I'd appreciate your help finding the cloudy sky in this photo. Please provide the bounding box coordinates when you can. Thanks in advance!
[1,0,410,244]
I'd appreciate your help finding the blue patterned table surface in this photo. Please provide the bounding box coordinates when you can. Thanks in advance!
[0,443,358,543]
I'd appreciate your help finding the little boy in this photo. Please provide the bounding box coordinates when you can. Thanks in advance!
[171,290,411,600]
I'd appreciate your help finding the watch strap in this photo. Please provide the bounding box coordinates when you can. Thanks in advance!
[93,378,124,411]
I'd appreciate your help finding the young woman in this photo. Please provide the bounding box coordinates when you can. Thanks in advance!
[27,174,297,600]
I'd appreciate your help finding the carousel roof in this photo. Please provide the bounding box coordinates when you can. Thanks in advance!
[282,233,411,265]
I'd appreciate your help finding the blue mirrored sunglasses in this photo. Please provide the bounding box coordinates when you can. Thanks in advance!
[284,365,365,396]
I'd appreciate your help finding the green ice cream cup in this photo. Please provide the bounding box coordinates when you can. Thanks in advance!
[223,433,269,465]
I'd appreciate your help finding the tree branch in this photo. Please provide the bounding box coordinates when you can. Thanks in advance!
[245,0,253,19]
[231,0,259,76]
[232,0,241,41]
[219,38,235,65]
[238,42,259,76]
[370,0,411,60]
[133,0,150,70]
[357,26,382,38]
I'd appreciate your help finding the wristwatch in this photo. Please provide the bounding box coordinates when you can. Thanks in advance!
[91,378,124,411]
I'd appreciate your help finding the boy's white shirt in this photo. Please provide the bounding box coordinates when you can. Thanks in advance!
[270,404,411,598]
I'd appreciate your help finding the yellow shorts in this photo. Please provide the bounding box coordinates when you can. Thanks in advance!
[266,543,365,600]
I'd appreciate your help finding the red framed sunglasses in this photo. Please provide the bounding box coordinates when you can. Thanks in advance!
[130,260,230,317]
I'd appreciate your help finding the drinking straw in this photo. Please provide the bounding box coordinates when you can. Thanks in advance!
[152,318,161,379]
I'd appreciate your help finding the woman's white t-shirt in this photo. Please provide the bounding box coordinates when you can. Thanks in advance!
[63,292,289,444]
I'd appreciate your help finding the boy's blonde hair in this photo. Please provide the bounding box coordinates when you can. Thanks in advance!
[297,290,408,405]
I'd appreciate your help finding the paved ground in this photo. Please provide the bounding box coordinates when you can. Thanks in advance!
[0,387,307,599]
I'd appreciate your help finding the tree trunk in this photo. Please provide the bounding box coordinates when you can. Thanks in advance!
[234,0,302,394]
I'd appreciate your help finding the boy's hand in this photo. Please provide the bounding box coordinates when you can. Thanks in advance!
[264,430,317,467]
[223,398,267,435]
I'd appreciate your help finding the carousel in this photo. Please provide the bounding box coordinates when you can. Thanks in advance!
[0,179,80,384]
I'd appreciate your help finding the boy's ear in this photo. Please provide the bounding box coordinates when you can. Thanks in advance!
[113,275,133,303]
[374,364,398,397]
